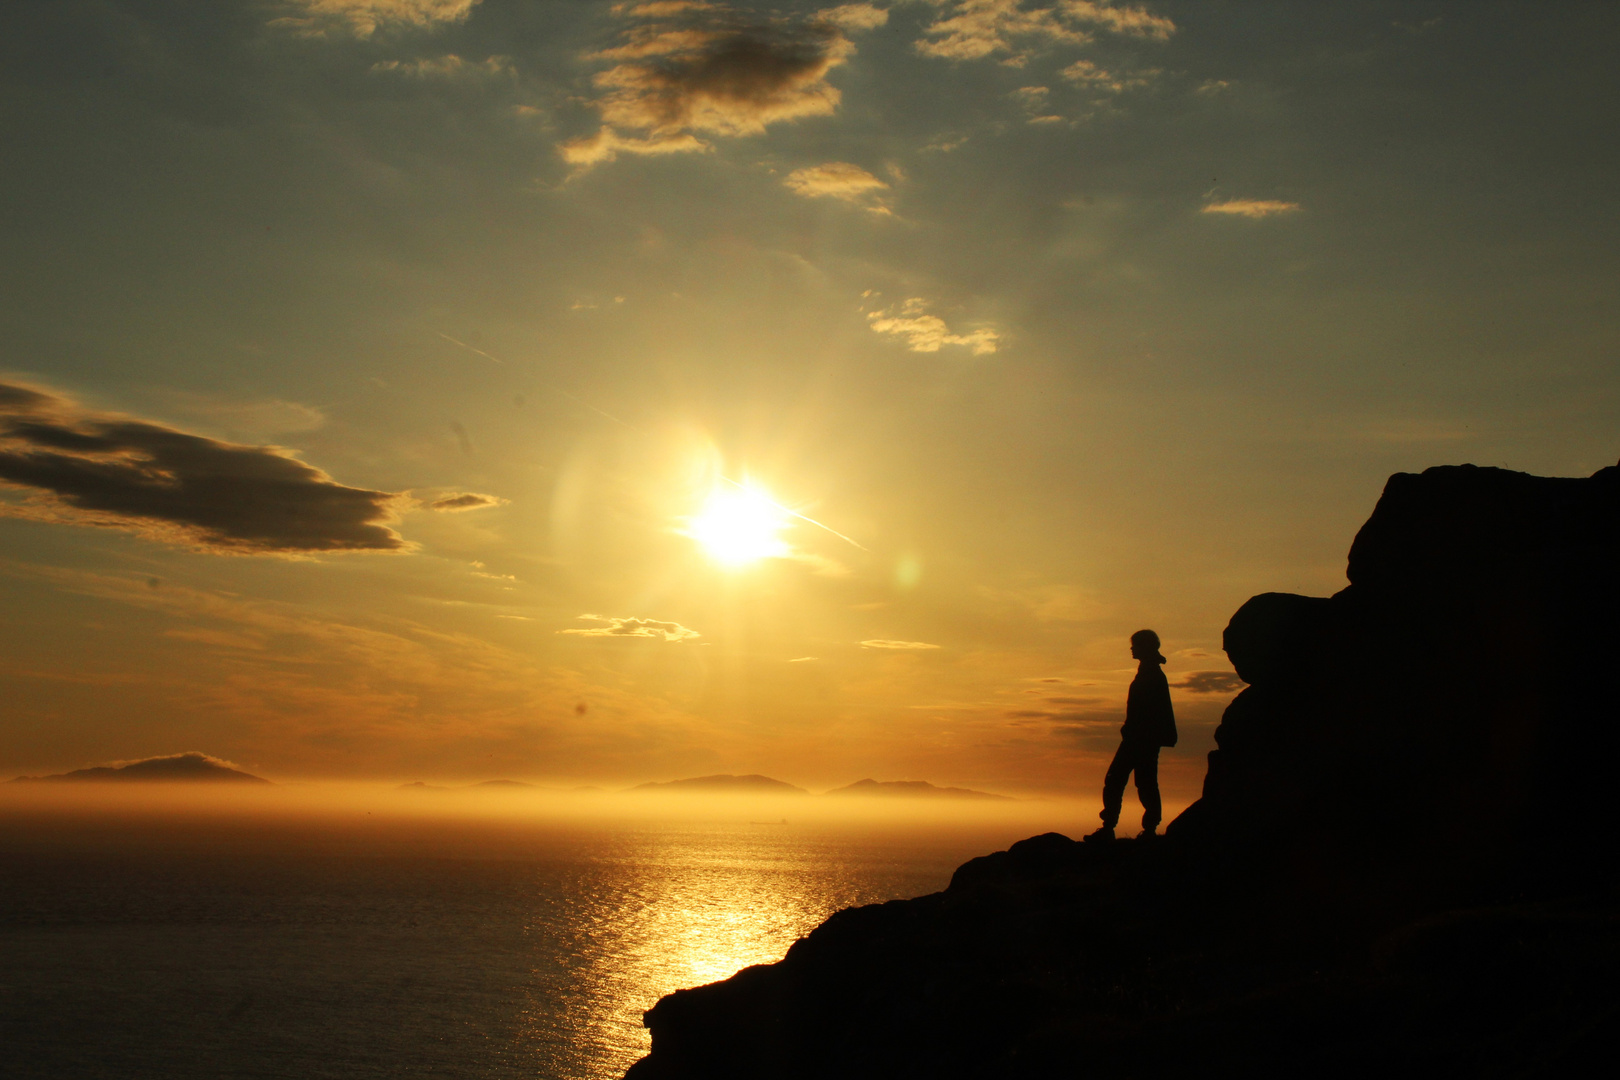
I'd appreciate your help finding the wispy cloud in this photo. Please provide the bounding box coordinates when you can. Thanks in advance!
[148,393,327,440]
[427,492,508,512]
[1010,85,1062,123]
[1202,199,1301,218]
[0,560,715,777]
[0,381,407,554]
[783,162,892,213]
[271,0,480,38]
[1172,671,1245,694]
[558,129,708,168]
[861,639,941,650]
[560,4,886,167]
[370,54,515,80]
[1063,0,1174,38]
[1059,58,1156,93]
[977,583,1111,622]
[916,0,1174,66]
[560,614,701,641]
[865,298,1000,355]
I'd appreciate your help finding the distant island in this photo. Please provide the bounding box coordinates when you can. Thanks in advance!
[825,779,1011,801]
[627,774,1012,799]
[10,752,270,784]
[631,774,809,795]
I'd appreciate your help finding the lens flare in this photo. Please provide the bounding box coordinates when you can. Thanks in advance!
[683,485,792,566]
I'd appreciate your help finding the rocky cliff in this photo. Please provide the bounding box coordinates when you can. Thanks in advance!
[625,463,1620,1079]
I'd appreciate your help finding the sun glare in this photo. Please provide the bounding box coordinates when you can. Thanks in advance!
[684,485,792,567]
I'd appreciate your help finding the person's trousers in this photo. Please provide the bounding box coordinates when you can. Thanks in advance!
[1100,739,1162,830]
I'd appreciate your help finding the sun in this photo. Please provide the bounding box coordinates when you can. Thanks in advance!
[683,484,792,567]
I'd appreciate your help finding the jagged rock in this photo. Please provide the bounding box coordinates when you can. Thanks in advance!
[625,463,1620,1079]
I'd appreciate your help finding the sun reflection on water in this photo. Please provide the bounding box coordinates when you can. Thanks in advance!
[526,822,959,1079]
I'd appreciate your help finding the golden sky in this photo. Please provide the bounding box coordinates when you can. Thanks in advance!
[1,1,1616,796]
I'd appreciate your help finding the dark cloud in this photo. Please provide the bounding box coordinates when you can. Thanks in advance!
[1173,670,1246,694]
[429,492,507,512]
[561,4,886,165]
[559,614,700,641]
[0,381,407,554]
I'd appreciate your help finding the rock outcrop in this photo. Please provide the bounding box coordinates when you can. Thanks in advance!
[625,463,1620,1079]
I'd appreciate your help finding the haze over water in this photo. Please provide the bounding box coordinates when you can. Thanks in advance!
[0,786,1106,1079]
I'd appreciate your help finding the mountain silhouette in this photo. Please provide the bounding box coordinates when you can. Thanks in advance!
[631,774,809,795]
[625,462,1620,1079]
[824,779,1011,800]
[10,752,269,784]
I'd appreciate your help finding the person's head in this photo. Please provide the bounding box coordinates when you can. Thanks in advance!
[1130,629,1165,664]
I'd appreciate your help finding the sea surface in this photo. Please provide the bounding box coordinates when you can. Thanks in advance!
[0,798,1060,1079]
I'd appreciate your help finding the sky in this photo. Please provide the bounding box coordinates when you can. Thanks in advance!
[1,0,1616,796]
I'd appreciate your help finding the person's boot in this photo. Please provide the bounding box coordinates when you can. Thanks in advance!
[1136,826,1158,840]
[1083,825,1115,843]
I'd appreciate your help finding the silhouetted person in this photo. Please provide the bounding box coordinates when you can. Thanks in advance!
[1086,629,1178,841]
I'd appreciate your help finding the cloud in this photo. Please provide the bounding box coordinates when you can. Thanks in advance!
[978,583,1111,622]
[1172,670,1246,694]
[558,128,709,167]
[1010,86,1056,119]
[816,4,890,32]
[866,298,1000,355]
[1201,199,1301,218]
[271,0,480,37]
[0,560,719,778]
[370,54,515,80]
[916,0,1174,65]
[150,393,327,439]
[1008,706,1117,723]
[560,614,701,641]
[560,3,885,167]
[165,628,268,651]
[860,639,941,650]
[783,162,891,212]
[0,382,408,554]
[428,492,508,512]
[1062,0,1174,39]
[1059,59,1156,93]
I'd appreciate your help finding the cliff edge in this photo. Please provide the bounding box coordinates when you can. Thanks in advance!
[626,463,1620,1079]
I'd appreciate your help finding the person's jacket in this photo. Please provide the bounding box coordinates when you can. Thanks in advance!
[1121,661,1177,747]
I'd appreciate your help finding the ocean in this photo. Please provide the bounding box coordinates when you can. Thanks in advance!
[0,793,1069,1079]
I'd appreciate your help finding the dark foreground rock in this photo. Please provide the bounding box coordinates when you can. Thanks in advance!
[626,463,1620,1079]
